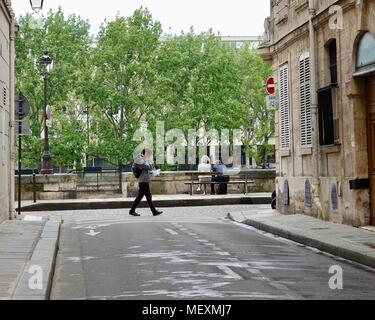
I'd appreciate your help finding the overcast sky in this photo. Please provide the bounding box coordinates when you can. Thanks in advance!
[13,0,270,36]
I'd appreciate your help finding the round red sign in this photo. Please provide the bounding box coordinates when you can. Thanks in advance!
[266,77,275,95]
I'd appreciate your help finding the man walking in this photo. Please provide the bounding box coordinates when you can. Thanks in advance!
[129,149,163,217]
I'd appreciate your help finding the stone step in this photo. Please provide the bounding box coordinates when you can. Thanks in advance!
[76,186,120,192]
[76,191,122,199]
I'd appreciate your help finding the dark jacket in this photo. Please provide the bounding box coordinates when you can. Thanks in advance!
[134,154,153,183]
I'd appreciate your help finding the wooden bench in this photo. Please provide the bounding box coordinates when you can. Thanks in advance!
[184,172,254,195]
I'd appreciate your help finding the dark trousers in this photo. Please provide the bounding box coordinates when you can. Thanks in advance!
[131,183,156,213]
[211,176,230,195]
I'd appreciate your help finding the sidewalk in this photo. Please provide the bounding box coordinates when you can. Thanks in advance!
[19,193,271,212]
[0,216,60,300]
[229,209,375,269]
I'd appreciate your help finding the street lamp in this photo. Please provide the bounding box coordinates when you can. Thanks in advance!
[117,64,125,191]
[30,0,44,13]
[38,51,53,175]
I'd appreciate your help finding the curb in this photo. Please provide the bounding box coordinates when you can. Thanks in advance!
[243,218,375,270]
[21,196,272,212]
[12,219,61,300]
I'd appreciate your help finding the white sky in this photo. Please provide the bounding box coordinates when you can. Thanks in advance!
[12,0,270,36]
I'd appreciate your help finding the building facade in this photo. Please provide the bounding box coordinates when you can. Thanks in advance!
[220,36,260,49]
[0,0,15,222]
[259,0,375,227]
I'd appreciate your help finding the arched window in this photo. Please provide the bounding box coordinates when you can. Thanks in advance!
[355,32,375,75]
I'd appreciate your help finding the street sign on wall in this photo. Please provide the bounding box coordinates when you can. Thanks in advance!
[15,120,31,136]
[265,77,276,95]
[266,95,277,110]
[15,95,30,120]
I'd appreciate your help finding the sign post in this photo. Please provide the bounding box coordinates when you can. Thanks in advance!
[266,95,277,110]
[265,77,276,95]
[15,94,30,215]
[265,77,278,110]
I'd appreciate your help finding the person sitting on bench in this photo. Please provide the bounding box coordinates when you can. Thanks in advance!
[197,155,212,194]
[211,160,230,195]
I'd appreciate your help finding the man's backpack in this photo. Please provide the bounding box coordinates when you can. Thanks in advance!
[132,163,143,179]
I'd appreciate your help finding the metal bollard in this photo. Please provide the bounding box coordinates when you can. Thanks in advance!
[33,172,37,203]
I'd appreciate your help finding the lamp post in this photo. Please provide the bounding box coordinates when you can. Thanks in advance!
[30,0,44,13]
[117,64,126,192]
[39,51,53,175]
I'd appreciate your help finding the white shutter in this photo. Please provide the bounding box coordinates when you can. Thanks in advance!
[279,63,290,149]
[299,53,312,147]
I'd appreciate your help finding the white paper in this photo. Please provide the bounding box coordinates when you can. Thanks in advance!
[152,169,161,177]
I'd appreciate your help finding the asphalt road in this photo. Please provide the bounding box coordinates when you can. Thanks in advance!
[50,206,375,300]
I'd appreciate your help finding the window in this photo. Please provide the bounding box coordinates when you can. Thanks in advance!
[328,40,337,85]
[356,32,375,69]
[317,39,340,145]
[299,53,312,147]
[318,86,334,146]
[332,87,340,143]
[279,63,290,149]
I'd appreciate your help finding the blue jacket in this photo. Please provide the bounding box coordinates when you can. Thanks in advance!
[212,163,228,174]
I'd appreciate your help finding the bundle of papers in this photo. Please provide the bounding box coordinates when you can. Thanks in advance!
[151,169,161,177]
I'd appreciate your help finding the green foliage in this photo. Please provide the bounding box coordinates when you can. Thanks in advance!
[81,8,162,166]
[49,101,86,169]
[155,31,243,133]
[15,7,273,170]
[15,8,91,168]
[236,45,274,164]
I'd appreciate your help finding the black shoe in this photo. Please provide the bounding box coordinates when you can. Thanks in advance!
[129,211,141,217]
[153,210,163,216]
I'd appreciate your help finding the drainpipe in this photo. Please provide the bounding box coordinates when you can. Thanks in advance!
[308,0,322,216]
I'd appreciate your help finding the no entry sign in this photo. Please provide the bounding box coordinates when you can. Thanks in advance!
[265,77,275,95]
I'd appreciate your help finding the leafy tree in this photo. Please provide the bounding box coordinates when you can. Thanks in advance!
[49,99,86,170]
[236,45,273,166]
[80,8,162,170]
[15,7,273,171]
[15,8,91,168]
[155,32,272,166]
[155,31,243,133]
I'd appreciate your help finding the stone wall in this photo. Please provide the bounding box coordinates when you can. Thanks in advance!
[122,170,276,197]
[15,174,78,201]
[15,170,276,201]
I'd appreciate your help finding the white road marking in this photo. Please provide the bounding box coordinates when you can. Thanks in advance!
[85,230,101,237]
[23,215,43,222]
[73,219,222,227]
[66,256,96,263]
[165,228,179,236]
[217,265,243,280]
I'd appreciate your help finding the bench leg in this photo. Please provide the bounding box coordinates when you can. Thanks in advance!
[191,175,194,196]
[245,175,248,195]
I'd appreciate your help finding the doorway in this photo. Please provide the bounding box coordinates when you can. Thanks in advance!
[367,75,375,225]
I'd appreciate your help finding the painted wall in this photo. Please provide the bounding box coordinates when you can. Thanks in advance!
[0,0,14,222]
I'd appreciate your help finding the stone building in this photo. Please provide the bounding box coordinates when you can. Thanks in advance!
[259,0,375,227]
[0,0,15,222]
[220,36,259,49]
